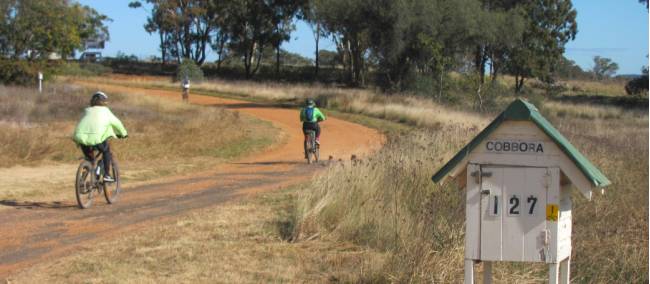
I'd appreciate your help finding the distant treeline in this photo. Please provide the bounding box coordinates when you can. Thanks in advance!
[125,0,587,93]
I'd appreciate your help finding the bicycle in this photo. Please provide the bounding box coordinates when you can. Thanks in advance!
[75,148,121,209]
[304,130,320,164]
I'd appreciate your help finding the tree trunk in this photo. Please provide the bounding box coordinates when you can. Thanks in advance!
[276,45,281,74]
[314,23,320,77]
[253,44,263,75]
[159,30,166,64]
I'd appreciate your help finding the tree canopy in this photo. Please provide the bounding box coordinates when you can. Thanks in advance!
[0,0,109,60]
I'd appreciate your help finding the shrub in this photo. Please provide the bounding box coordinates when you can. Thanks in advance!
[625,76,648,96]
[0,59,43,86]
[176,59,204,83]
[55,62,112,77]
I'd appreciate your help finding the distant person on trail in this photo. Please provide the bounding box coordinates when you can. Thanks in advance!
[181,77,190,102]
[300,98,326,152]
[73,91,128,182]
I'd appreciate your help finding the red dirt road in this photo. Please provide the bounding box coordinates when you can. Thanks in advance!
[0,80,383,279]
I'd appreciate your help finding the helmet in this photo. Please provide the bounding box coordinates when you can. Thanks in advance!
[90,91,108,106]
[305,98,315,107]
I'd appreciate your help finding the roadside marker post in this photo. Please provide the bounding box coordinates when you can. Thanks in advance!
[431,99,610,284]
[38,72,43,93]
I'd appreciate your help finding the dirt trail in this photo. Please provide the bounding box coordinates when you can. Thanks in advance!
[0,79,383,279]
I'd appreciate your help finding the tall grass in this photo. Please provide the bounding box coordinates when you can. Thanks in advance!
[294,103,648,282]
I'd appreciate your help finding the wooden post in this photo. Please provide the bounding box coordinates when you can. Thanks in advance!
[559,257,570,284]
[464,259,475,284]
[549,262,560,284]
[483,261,493,284]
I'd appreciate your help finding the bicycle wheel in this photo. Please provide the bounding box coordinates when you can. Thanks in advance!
[75,160,95,209]
[103,159,121,204]
[306,132,314,164]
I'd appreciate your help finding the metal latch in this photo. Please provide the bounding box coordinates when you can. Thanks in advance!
[471,171,492,183]
[480,189,491,195]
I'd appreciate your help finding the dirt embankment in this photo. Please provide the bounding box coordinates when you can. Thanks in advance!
[0,79,384,279]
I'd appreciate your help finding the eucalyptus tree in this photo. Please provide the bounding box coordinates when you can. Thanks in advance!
[507,0,577,92]
[0,0,109,60]
[129,0,214,65]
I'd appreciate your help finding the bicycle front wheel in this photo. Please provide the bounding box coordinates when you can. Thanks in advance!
[75,160,95,209]
[103,159,121,204]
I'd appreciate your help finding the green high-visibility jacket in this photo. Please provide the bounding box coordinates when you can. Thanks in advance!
[300,106,326,123]
[73,106,128,146]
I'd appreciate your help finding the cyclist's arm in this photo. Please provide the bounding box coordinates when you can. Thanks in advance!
[315,108,326,122]
[108,110,128,138]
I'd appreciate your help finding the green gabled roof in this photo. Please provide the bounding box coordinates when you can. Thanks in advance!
[431,99,611,188]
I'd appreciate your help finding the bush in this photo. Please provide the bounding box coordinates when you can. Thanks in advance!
[176,59,204,83]
[55,62,112,77]
[625,76,648,96]
[0,59,43,86]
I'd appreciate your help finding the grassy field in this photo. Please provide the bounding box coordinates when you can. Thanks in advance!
[293,100,648,282]
[0,84,276,202]
[4,75,646,282]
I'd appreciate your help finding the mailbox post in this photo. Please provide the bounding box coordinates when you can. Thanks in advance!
[432,99,610,284]
[38,72,43,93]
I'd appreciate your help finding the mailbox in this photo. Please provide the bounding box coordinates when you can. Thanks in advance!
[432,99,610,284]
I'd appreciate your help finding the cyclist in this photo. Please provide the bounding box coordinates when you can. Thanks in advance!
[181,76,190,102]
[73,91,128,182]
[299,98,326,156]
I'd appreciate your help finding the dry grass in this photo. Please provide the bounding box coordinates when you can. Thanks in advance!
[0,84,276,201]
[294,102,648,282]
[10,187,388,283]
[75,75,487,131]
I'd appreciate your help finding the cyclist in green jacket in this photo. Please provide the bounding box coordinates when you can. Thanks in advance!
[73,92,128,182]
[300,98,326,149]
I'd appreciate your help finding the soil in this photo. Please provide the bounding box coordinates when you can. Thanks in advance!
[0,78,384,279]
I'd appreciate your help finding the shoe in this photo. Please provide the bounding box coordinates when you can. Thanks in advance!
[103,175,115,183]
[315,140,320,145]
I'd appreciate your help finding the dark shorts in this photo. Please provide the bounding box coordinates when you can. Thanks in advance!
[80,140,112,173]
[302,122,320,138]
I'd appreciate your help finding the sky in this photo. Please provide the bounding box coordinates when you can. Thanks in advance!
[77,0,649,75]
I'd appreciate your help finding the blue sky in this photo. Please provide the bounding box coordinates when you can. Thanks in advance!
[78,0,648,75]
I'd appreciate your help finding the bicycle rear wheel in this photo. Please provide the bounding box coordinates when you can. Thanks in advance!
[75,160,95,209]
[103,159,121,204]
[305,132,315,164]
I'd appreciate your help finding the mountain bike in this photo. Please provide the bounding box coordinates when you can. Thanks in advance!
[304,130,320,164]
[75,150,121,209]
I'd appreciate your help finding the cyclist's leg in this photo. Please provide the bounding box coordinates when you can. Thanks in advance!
[80,145,94,162]
[315,123,321,143]
[96,140,112,176]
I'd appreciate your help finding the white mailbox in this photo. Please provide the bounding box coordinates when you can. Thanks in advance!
[432,99,610,284]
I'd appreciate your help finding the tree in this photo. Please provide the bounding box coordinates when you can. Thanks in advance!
[507,0,577,92]
[0,0,109,60]
[301,1,327,76]
[640,0,649,10]
[129,0,214,65]
[268,0,303,74]
[625,66,648,95]
[313,0,373,86]
[592,56,619,80]
[222,0,276,78]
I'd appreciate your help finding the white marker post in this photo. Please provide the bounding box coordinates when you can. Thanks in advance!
[38,72,43,93]
[431,99,610,284]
